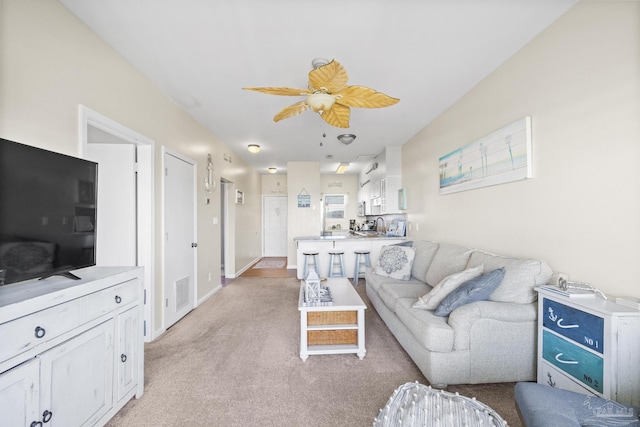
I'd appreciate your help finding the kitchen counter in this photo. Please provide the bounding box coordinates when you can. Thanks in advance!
[295,233,406,241]
[295,234,407,279]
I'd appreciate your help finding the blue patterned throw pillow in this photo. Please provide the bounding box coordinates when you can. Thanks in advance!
[374,245,416,280]
[434,267,505,316]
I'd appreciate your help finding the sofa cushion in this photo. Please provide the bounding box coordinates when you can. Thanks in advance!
[410,240,439,282]
[378,282,431,313]
[395,298,454,352]
[435,268,505,317]
[425,242,474,286]
[466,251,553,304]
[375,245,416,280]
[412,264,484,310]
[515,382,640,427]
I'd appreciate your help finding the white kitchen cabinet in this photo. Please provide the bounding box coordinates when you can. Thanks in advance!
[0,266,144,427]
[359,147,403,214]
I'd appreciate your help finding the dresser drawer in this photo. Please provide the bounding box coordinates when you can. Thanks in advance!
[542,330,603,393]
[542,298,604,354]
[539,362,596,397]
[0,278,138,364]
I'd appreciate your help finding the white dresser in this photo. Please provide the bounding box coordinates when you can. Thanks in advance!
[0,266,144,427]
[536,287,640,406]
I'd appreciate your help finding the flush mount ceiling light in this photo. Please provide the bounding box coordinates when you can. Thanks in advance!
[337,134,356,145]
[247,144,260,153]
[336,162,350,174]
[268,167,277,174]
[243,59,399,128]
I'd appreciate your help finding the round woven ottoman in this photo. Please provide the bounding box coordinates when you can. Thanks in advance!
[374,382,507,427]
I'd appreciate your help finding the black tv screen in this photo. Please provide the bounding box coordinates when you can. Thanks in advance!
[0,138,98,285]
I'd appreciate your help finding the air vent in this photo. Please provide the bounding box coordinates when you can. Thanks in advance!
[175,276,190,311]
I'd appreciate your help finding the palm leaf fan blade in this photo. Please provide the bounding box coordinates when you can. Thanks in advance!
[336,85,400,108]
[243,86,310,96]
[273,101,310,122]
[308,60,348,93]
[320,103,350,128]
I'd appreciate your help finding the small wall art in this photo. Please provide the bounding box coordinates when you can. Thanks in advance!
[439,117,532,195]
[298,188,311,208]
[235,189,244,204]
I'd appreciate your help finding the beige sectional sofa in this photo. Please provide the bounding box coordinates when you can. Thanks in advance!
[365,240,552,386]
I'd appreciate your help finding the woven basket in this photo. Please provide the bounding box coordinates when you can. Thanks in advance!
[308,330,358,345]
[307,310,357,325]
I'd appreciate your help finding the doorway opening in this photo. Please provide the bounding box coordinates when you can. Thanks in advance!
[79,105,155,341]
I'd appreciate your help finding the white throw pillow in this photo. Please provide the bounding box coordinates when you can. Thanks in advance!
[374,245,416,281]
[412,264,484,310]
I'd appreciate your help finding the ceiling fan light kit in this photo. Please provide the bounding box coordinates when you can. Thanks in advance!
[243,59,399,128]
[306,93,336,112]
[247,144,261,153]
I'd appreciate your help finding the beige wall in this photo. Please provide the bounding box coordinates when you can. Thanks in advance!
[0,0,262,334]
[286,162,321,267]
[402,1,640,299]
[262,174,288,195]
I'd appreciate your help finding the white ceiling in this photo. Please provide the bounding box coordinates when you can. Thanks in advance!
[59,0,577,175]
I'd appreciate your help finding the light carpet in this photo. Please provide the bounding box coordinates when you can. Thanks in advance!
[106,276,522,427]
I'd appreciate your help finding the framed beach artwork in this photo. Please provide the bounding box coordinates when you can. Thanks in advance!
[439,117,532,195]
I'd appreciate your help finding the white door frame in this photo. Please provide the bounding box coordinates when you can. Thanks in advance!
[161,147,198,331]
[78,105,155,341]
[221,179,236,278]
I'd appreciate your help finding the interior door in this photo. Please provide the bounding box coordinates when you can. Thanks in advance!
[163,150,196,329]
[85,143,137,266]
[263,196,287,257]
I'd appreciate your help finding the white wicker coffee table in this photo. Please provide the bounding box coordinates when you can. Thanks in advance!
[298,277,366,361]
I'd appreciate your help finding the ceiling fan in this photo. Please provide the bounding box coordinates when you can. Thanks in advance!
[243,59,399,128]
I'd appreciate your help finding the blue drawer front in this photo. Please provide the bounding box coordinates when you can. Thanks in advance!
[542,330,603,393]
[542,298,604,354]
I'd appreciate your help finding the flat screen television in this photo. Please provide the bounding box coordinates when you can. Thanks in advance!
[0,138,98,285]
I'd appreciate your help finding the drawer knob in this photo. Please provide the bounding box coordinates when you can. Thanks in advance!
[121,353,127,363]
[34,326,46,339]
[115,295,122,304]
[555,353,578,365]
[42,410,52,423]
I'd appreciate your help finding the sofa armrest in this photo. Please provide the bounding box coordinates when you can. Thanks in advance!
[448,300,537,351]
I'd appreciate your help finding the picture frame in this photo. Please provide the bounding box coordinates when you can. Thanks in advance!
[297,194,311,208]
[77,180,95,204]
[439,117,532,195]
[235,189,244,204]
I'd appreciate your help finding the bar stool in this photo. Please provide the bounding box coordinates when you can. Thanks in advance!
[353,250,371,285]
[302,251,319,278]
[327,251,345,278]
